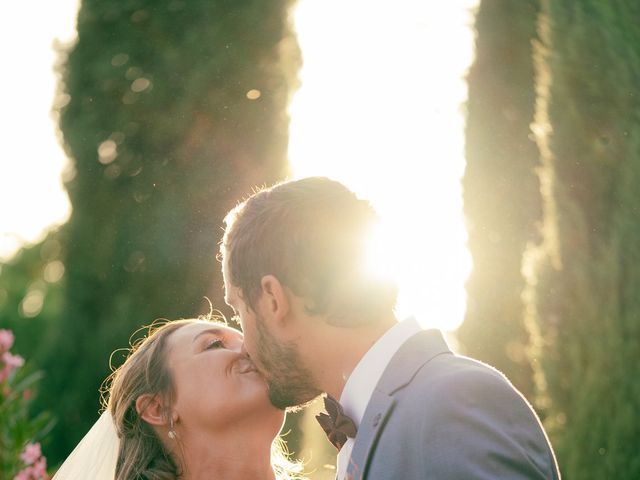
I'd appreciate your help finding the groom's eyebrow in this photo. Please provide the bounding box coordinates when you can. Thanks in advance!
[192,327,226,344]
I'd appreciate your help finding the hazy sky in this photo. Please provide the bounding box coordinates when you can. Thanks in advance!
[0,0,79,260]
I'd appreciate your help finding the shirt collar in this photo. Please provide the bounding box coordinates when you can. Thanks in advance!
[339,317,422,427]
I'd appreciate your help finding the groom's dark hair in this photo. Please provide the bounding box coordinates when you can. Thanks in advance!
[221,176,398,326]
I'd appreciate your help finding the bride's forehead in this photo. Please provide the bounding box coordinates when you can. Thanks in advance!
[173,321,242,341]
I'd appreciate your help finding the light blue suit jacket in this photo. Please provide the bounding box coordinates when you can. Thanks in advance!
[345,329,560,479]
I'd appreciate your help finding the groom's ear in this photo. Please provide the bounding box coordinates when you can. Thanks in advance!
[136,394,168,427]
[259,274,290,326]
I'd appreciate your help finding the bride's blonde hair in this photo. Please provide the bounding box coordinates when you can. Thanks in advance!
[103,317,302,480]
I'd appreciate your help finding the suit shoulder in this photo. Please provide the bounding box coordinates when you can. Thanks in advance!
[400,351,541,423]
[423,352,519,390]
[389,354,559,478]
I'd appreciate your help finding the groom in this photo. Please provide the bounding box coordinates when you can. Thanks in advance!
[220,176,560,479]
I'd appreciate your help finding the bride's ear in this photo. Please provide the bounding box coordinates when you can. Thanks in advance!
[136,394,169,427]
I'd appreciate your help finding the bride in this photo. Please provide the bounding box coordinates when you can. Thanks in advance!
[53,318,300,480]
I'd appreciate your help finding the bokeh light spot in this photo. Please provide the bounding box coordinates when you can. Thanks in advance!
[246,89,261,100]
[44,260,65,283]
[104,163,122,180]
[131,77,151,93]
[131,9,150,23]
[111,53,129,67]
[125,66,143,80]
[98,140,117,164]
[20,289,45,318]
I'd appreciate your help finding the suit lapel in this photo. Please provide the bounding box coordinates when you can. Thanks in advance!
[345,329,452,479]
[345,389,394,480]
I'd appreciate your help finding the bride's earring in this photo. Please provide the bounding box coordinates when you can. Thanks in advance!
[168,417,177,440]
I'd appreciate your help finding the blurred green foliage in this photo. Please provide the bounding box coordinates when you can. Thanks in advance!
[459,0,542,398]
[463,1,640,476]
[525,1,640,477]
[2,0,300,466]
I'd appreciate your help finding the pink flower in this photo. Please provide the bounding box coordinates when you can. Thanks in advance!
[32,456,48,478]
[13,454,48,479]
[14,468,31,480]
[2,351,25,369]
[0,329,14,352]
[20,443,42,465]
[0,352,24,383]
[0,366,10,383]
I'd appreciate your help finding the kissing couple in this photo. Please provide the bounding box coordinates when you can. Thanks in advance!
[54,177,561,479]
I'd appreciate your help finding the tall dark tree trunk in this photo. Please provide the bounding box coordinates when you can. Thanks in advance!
[458,0,542,397]
[524,1,640,477]
[43,0,299,463]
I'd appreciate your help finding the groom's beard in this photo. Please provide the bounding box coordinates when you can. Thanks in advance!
[254,314,322,411]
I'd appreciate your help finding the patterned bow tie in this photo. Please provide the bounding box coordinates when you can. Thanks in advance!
[316,395,357,450]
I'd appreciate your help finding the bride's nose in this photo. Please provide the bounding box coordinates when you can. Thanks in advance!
[228,339,247,356]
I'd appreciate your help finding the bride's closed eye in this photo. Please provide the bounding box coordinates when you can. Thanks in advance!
[205,338,225,350]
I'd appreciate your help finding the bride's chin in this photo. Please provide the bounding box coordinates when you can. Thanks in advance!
[259,386,285,416]
[262,390,283,414]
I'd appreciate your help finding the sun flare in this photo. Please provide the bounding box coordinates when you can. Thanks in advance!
[288,0,478,332]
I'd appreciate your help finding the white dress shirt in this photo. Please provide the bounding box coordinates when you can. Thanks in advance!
[336,317,422,480]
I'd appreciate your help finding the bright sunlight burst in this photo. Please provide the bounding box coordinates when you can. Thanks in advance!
[289,0,479,332]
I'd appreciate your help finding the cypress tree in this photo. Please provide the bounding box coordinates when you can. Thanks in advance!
[458,0,541,397]
[45,0,299,462]
[524,1,640,477]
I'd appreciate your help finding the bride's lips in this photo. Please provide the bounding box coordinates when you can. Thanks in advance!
[232,357,259,375]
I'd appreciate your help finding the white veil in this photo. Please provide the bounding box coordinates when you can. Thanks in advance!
[52,411,119,480]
